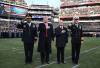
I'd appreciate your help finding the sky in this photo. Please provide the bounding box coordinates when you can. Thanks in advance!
[24,0,61,8]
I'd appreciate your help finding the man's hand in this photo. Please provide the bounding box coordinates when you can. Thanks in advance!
[81,37,84,41]
[34,37,38,43]
[61,30,66,33]
[81,37,84,43]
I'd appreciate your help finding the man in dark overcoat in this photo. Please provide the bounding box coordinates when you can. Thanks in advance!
[55,20,68,64]
[68,16,83,65]
[38,16,54,64]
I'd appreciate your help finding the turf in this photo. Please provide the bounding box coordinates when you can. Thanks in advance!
[0,37,100,68]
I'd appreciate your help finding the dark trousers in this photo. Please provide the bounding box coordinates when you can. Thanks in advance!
[72,43,81,64]
[40,38,50,63]
[24,42,34,63]
[57,47,65,63]
[40,51,49,63]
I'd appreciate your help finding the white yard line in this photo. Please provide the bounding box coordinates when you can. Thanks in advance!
[72,64,80,68]
[35,46,100,68]
[0,48,22,51]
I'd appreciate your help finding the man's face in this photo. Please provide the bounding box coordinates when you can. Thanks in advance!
[44,16,48,23]
[74,19,79,24]
[59,20,64,26]
[26,17,32,23]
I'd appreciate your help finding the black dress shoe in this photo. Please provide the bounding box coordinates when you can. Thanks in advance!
[57,62,60,64]
[29,62,32,64]
[25,62,30,64]
[41,62,45,64]
[72,61,78,65]
[46,62,49,64]
[25,61,32,64]
[62,62,66,64]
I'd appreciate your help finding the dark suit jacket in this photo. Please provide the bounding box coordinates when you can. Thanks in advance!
[68,24,83,44]
[17,21,37,43]
[37,23,54,53]
[55,26,68,47]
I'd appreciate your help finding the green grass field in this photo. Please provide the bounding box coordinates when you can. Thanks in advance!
[0,37,100,68]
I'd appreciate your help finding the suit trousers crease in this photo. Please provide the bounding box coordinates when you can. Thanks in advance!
[57,47,65,63]
[72,43,81,64]
[40,38,50,63]
[24,42,34,62]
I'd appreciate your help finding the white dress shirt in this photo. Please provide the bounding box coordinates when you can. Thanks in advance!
[28,23,31,27]
[45,23,49,29]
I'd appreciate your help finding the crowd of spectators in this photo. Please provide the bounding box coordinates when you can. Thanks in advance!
[0,19,22,38]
